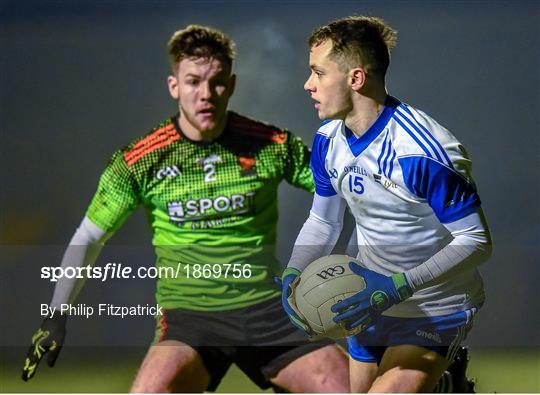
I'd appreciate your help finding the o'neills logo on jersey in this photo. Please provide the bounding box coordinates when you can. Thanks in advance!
[195,153,222,166]
[167,192,255,224]
[343,165,368,176]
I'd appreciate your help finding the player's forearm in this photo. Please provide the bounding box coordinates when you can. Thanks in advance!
[287,213,342,271]
[50,216,110,309]
[287,194,346,272]
[404,209,492,291]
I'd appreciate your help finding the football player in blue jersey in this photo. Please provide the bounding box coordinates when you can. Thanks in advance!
[281,16,491,392]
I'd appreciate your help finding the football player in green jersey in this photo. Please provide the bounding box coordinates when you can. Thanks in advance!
[22,25,349,392]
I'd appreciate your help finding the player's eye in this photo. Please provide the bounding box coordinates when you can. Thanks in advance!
[186,79,199,86]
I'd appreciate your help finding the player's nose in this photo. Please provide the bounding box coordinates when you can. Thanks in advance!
[200,81,212,100]
[304,76,314,92]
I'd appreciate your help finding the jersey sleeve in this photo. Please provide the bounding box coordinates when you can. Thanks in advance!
[86,150,140,233]
[398,143,481,224]
[310,133,337,197]
[283,130,315,193]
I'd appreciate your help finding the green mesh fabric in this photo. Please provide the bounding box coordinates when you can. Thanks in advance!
[86,111,314,311]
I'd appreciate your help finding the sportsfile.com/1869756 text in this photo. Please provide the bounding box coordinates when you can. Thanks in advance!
[40,262,253,282]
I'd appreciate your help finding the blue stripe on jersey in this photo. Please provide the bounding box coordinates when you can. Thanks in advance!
[311,133,337,197]
[388,148,397,178]
[395,108,444,163]
[393,115,433,159]
[345,96,400,157]
[398,155,481,223]
[382,139,394,177]
[399,105,453,169]
[377,132,389,174]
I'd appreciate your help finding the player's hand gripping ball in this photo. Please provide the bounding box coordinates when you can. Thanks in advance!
[279,267,313,335]
[292,255,369,339]
[331,261,413,332]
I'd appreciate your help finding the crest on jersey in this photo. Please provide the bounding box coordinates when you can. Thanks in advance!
[238,155,257,177]
[156,165,182,180]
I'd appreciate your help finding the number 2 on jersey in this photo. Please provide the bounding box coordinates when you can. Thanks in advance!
[203,163,216,182]
[348,174,364,195]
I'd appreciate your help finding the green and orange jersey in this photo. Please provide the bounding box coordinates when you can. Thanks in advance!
[86,111,314,311]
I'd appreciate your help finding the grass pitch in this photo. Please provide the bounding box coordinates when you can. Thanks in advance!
[1,348,538,393]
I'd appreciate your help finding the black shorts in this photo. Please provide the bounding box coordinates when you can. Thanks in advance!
[154,297,334,391]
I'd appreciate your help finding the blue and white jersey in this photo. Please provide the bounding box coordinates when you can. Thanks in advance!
[311,96,484,317]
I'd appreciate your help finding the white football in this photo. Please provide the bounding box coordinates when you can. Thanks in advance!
[293,255,366,339]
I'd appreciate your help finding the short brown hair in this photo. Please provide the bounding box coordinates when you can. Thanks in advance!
[167,24,236,73]
[309,16,397,79]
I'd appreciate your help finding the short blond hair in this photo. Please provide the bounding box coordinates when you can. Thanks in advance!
[309,16,397,79]
[167,24,236,73]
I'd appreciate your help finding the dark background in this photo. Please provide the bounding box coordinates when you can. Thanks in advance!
[1,0,538,357]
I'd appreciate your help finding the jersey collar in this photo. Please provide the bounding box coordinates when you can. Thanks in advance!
[173,113,228,146]
[344,95,400,157]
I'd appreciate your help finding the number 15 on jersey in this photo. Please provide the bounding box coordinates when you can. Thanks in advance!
[348,174,364,195]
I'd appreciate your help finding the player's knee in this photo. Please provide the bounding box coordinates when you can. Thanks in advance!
[130,378,172,393]
[319,345,349,371]
[369,368,427,393]
[130,343,208,393]
[271,345,349,392]
[130,365,182,393]
[131,366,208,393]
[312,368,345,392]
[306,346,350,392]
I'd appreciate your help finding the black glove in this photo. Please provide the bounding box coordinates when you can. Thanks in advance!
[22,314,67,381]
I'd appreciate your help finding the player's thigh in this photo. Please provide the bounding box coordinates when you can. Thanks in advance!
[130,340,210,393]
[370,344,449,393]
[270,344,350,393]
[349,357,378,393]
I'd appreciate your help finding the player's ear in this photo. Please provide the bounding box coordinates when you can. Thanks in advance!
[167,75,179,100]
[227,74,236,97]
[349,67,366,91]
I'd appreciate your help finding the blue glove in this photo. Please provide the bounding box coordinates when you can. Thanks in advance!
[278,267,311,335]
[331,262,413,332]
